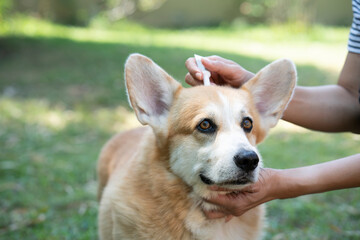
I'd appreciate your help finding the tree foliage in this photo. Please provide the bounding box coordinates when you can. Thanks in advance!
[3,0,352,27]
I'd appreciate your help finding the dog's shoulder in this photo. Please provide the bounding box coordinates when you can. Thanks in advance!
[97,126,151,200]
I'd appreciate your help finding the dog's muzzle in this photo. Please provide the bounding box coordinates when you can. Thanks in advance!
[233,150,259,172]
[199,150,259,186]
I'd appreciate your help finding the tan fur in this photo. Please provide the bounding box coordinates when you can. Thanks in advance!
[98,125,265,240]
[97,127,147,200]
[98,127,195,239]
[97,54,296,240]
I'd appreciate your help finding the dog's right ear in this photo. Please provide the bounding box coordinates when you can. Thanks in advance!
[243,59,297,130]
[125,54,182,129]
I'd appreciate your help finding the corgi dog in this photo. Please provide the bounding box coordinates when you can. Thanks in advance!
[97,54,296,240]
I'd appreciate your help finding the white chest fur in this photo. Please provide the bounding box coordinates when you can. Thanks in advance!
[185,204,265,240]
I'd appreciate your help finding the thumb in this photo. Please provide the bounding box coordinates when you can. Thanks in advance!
[202,58,229,75]
[203,210,228,219]
[241,183,259,193]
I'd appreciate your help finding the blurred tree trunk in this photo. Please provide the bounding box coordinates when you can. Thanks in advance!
[52,0,79,25]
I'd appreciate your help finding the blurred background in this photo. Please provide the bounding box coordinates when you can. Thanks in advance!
[1,0,359,239]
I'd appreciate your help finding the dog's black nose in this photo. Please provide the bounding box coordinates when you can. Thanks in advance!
[233,151,259,172]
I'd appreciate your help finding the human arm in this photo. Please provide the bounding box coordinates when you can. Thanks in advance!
[204,153,360,219]
[283,52,360,134]
[185,53,360,133]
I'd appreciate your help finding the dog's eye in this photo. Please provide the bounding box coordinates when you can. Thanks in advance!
[197,119,216,133]
[241,117,253,132]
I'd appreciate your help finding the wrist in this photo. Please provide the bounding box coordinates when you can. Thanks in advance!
[264,169,289,200]
[256,168,284,202]
[241,70,255,85]
[274,167,321,199]
[232,70,255,88]
[268,168,306,200]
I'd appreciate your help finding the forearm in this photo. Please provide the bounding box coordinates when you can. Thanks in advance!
[202,155,360,218]
[282,52,360,133]
[283,85,360,133]
[275,153,360,199]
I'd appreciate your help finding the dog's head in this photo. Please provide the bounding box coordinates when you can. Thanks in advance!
[125,54,296,197]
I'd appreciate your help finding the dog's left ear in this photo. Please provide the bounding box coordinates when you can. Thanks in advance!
[243,59,297,130]
[125,53,182,129]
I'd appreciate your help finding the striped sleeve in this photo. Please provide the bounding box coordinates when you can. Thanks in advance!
[348,0,360,53]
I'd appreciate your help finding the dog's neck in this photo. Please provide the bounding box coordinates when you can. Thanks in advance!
[123,128,265,239]
[140,129,194,195]
[133,129,209,231]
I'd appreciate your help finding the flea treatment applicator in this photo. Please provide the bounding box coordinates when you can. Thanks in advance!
[194,54,211,86]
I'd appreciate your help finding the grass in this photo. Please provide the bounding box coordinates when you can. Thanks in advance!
[1,16,359,239]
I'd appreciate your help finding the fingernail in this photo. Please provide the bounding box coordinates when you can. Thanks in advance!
[195,72,202,80]
[202,58,211,65]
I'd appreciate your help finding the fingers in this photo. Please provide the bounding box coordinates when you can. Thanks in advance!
[185,56,231,81]
[200,170,276,220]
[185,55,252,87]
[203,209,228,219]
[205,192,242,206]
[185,57,203,81]
[203,210,234,222]
[203,56,255,87]
[207,55,234,64]
[201,58,228,74]
[202,191,258,219]
[185,73,203,86]
[241,184,259,193]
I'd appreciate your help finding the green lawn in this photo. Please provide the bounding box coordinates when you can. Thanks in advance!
[1,16,359,239]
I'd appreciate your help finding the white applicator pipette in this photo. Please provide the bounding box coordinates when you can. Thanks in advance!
[194,54,211,86]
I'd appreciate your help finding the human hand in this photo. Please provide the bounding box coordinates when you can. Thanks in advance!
[203,168,279,219]
[185,55,254,88]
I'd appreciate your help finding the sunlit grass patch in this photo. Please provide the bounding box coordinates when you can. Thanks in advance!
[0,96,138,135]
[1,15,349,71]
[0,95,139,238]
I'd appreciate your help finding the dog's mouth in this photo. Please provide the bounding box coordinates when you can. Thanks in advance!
[199,174,215,185]
[199,173,252,186]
